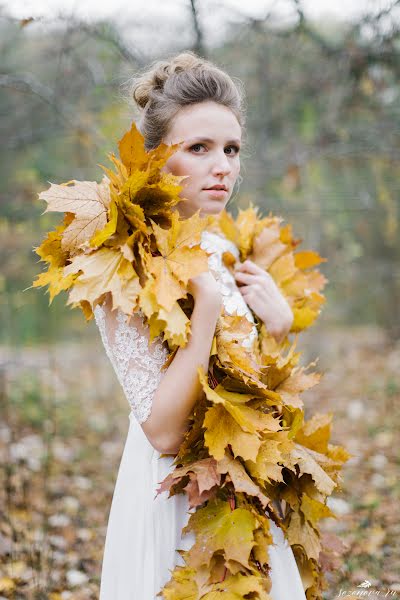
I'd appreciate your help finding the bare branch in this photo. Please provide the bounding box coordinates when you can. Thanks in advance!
[189,0,205,56]
[0,73,102,143]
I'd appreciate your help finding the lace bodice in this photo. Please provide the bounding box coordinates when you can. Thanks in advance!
[200,231,258,349]
[94,229,258,424]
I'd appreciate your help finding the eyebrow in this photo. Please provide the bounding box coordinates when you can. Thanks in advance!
[186,137,241,145]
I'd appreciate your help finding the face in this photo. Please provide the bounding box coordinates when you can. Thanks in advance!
[161,100,242,218]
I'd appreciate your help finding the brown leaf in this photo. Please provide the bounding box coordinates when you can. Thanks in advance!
[39,177,111,254]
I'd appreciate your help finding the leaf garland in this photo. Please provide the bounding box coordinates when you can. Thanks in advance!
[31,121,351,599]
[31,122,210,348]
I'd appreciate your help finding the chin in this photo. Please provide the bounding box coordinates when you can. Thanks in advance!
[205,199,229,213]
[177,197,228,218]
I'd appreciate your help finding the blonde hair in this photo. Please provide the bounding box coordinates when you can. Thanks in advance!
[126,50,246,151]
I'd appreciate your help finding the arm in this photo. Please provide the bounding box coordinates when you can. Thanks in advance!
[145,292,221,454]
[94,275,221,455]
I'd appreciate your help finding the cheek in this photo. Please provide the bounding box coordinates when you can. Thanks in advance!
[166,156,189,181]
[176,158,203,189]
[233,159,240,178]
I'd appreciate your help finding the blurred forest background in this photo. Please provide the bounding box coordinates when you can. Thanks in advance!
[0,1,399,598]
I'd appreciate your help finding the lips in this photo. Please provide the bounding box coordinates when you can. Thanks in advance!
[203,186,228,191]
[204,188,228,199]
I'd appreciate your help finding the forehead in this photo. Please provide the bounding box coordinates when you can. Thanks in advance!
[168,101,242,143]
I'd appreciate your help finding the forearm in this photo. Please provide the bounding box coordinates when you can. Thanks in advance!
[142,297,220,453]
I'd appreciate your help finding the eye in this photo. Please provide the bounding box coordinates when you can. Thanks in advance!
[190,143,206,153]
[225,145,240,155]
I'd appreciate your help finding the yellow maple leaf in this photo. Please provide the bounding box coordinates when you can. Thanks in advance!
[202,572,270,599]
[246,431,294,484]
[63,247,141,314]
[30,215,77,303]
[295,412,333,454]
[31,265,77,304]
[235,205,262,257]
[157,565,198,599]
[34,216,72,267]
[139,272,191,347]
[198,367,282,436]
[204,404,262,462]
[183,497,257,570]
[294,250,327,269]
[300,493,336,526]
[118,120,180,178]
[148,211,209,311]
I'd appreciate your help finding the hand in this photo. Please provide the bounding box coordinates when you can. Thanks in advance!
[234,259,293,343]
[188,271,222,310]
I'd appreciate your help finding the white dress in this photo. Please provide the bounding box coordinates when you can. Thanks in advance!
[94,230,307,600]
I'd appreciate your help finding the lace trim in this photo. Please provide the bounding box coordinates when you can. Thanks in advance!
[200,231,258,349]
[94,304,168,424]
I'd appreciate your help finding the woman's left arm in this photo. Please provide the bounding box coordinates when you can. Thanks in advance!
[234,259,294,344]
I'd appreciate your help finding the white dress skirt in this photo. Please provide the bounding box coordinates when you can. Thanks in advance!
[94,230,307,600]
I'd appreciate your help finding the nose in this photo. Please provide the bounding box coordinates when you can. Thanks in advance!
[211,149,232,177]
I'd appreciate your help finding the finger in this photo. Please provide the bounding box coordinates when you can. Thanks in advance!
[237,259,265,275]
[239,284,260,296]
[234,271,258,285]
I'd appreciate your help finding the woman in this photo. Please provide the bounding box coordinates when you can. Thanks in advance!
[94,51,306,599]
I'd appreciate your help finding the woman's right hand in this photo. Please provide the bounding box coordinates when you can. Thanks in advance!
[188,271,222,310]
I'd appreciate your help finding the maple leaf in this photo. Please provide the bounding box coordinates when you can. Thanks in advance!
[182,497,257,570]
[114,121,188,222]
[209,209,239,247]
[248,221,288,270]
[155,458,221,508]
[31,214,77,303]
[202,572,271,599]
[295,412,333,454]
[139,274,191,348]
[286,510,321,561]
[288,443,337,496]
[294,250,327,270]
[291,546,320,592]
[215,313,261,376]
[31,266,77,305]
[204,404,262,462]
[300,493,336,526]
[236,205,263,258]
[275,365,321,409]
[63,247,141,314]
[198,368,282,436]
[33,215,73,268]
[38,176,111,254]
[118,120,180,178]
[216,452,270,509]
[157,304,192,348]
[245,431,294,484]
[148,210,209,311]
[89,193,119,248]
[157,565,198,599]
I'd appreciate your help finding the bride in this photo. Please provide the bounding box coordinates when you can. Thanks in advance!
[94,51,307,599]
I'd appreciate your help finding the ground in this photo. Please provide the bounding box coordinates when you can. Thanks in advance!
[0,324,399,599]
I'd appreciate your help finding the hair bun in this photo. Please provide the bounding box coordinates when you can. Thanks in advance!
[132,51,208,110]
[125,49,245,151]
